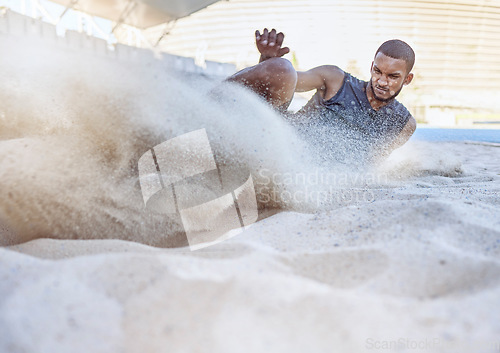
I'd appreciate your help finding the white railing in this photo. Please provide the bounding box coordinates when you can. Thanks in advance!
[0,8,236,78]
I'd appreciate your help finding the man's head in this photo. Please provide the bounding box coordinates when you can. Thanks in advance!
[369,39,415,102]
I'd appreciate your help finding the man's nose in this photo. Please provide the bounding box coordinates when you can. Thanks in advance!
[378,75,388,86]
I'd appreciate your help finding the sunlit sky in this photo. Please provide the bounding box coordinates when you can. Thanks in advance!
[0,0,113,40]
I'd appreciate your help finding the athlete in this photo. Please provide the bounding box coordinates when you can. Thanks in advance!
[227,28,417,164]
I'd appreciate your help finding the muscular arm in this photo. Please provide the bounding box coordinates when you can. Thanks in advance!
[372,116,416,162]
[392,115,417,150]
[254,28,345,99]
[296,65,345,100]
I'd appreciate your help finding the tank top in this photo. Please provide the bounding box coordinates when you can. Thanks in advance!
[293,73,411,165]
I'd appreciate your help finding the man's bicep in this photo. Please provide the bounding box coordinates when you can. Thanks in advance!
[295,70,324,92]
[296,66,346,104]
[296,65,344,93]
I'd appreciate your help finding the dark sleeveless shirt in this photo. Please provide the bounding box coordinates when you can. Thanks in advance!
[292,73,411,165]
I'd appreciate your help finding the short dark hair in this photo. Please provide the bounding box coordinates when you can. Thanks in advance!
[375,39,415,73]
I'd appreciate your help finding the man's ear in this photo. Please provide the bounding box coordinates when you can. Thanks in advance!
[403,73,414,86]
[370,61,374,71]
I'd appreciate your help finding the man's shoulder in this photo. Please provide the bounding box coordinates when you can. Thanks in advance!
[344,73,367,90]
[383,99,413,131]
[336,73,368,104]
[387,99,412,118]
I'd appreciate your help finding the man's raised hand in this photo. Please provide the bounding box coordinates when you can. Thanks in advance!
[255,28,290,62]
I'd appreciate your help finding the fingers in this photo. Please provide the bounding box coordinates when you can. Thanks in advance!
[268,28,277,46]
[261,28,269,45]
[255,28,289,58]
[278,47,290,57]
[276,32,285,47]
[256,28,282,46]
[255,28,267,42]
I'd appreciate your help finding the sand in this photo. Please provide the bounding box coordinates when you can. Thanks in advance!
[1,141,500,353]
[1,29,500,353]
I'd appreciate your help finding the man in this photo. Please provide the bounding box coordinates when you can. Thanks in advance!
[227,28,416,164]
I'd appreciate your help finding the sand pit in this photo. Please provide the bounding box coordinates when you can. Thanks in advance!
[1,27,500,353]
[1,141,500,353]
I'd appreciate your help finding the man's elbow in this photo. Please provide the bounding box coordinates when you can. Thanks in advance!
[393,116,416,150]
[407,116,417,136]
[401,116,416,142]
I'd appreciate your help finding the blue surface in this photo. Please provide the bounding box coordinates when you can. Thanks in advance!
[412,128,500,143]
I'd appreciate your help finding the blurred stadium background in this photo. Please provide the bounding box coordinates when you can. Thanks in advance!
[2,0,500,126]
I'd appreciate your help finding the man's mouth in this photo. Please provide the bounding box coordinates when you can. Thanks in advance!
[374,86,388,95]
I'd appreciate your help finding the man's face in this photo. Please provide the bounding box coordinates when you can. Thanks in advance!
[369,52,413,102]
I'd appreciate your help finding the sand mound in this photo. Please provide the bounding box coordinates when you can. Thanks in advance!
[2,142,500,353]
